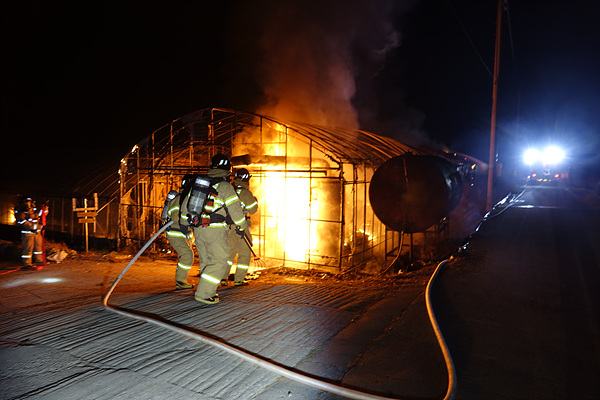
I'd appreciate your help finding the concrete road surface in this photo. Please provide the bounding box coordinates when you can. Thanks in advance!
[1,184,598,400]
[432,186,600,399]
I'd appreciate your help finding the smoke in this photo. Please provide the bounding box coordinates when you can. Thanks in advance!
[252,0,407,130]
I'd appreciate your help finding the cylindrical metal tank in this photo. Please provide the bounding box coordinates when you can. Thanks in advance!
[369,154,463,233]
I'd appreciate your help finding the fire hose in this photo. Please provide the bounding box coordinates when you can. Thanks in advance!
[423,190,524,400]
[103,220,428,400]
[102,191,522,400]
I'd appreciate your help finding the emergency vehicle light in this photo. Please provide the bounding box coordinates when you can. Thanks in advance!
[523,146,565,165]
[541,146,565,165]
[524,149,540,165]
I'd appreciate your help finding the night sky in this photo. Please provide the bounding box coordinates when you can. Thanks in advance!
[2,1,599,193]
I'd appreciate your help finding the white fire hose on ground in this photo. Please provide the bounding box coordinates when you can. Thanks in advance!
[103,219,456,400]
[423,189,525,400]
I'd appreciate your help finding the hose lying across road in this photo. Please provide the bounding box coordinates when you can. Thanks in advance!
[102,191,523,400]
[103,219,412,400]
[424,190,524,400]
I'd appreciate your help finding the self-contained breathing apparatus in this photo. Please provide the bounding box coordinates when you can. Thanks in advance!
[160,190,179,220]
[186,175,223,228]
[187,175,211,227]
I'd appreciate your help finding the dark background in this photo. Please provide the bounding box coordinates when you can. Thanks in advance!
[2,0,599,192]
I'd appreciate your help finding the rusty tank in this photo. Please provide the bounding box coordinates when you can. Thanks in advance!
[369,154,463,233]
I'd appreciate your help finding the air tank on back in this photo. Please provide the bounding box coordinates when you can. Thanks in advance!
[369,154,463,233]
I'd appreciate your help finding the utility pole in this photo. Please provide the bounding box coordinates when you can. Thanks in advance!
[486,0,505,210]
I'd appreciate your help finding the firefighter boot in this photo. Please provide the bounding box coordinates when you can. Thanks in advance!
[175,267,193,290]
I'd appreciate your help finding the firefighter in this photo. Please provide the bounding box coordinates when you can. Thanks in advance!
[14,197,44,269]
[38,200,49,266]
[163,175,196,290]
[192,154,247,304]
[222,168,258,286]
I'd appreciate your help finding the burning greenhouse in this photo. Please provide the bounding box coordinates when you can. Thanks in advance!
[118,107,440,273]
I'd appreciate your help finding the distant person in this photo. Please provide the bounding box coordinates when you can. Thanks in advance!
[191,154,247,304]
[222,168,258,286]
[38,200,49,266]
[14,197,44,270]
[163,175,196,290]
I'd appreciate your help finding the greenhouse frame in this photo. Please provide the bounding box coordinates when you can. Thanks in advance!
[118,107,429,273]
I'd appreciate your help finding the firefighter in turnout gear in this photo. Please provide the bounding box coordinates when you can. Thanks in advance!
[192,154,247,304]
[14,197,44,269]
[163,175,196,290]
[222,168,258,286]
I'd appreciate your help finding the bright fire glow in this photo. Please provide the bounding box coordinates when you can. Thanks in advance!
[260,171,320,262]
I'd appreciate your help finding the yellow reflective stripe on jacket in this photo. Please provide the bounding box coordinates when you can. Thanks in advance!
[168,204,180,218]
[166,230,186,238]
[204,201,218,213]
[205,222,227,228]
[236,188,258,211]
[244,199,258,210]
[233,215,246,225]
[224,194,239,207]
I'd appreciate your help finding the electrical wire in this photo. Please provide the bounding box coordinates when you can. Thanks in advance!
[504,0,516,63]
[445,0,493,78]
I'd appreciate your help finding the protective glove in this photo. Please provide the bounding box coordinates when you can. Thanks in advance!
[235,225,245,238]
[187,214,200,228]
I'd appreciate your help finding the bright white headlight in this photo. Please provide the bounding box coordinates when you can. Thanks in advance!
[523,148,540,165]
[541,146,565,164]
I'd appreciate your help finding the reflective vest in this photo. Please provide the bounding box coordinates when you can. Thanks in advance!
[15,205,39,234]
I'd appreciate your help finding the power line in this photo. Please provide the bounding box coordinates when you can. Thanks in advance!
[446,0,493,78]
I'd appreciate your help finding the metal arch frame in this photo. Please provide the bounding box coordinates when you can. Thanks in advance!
[117,107,415,271]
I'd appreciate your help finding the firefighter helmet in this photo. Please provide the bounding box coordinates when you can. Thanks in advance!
[234,168,251,182]
[210,154,231,170]
[180,174,195,188]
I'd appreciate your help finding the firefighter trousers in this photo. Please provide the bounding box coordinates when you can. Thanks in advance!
[166,229,193,284]
[21,232,43,266]
[193,226,229,299]
[225,227,252,282]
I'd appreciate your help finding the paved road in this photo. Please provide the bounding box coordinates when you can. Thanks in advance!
[2,184,598,400]
[432,186,600,399]
[0,256,445,400]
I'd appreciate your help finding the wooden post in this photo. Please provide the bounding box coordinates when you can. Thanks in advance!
[84,198,89,252]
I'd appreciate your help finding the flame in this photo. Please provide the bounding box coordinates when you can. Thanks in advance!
[259,171,319,262]
[233,124,341,267]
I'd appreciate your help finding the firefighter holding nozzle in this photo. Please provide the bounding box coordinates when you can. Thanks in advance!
[188,154,247,305]
[222,168,258,286]
[14,197,45,269]
[162,175,196,290]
